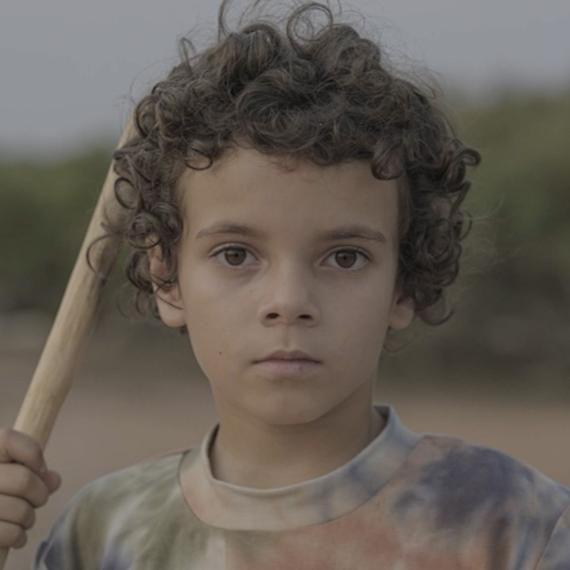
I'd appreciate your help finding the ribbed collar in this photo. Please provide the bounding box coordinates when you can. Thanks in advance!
[177,403,421,531]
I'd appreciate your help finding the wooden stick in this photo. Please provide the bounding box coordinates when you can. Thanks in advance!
[0,112,137,569]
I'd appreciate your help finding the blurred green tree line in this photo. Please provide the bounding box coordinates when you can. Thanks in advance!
[1,90,569,389]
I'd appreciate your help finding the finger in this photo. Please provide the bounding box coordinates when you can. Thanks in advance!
[0,521,27,550]
[0,496,35,529]
[0,429,46,477]
[43,470,62,494]
[0,464,50,509]
[13,530,27,549]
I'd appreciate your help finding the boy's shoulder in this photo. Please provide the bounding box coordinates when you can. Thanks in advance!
[34,448,199,568]
[399,430,570,530]
[52,446,191,530]
[72,445,192,507]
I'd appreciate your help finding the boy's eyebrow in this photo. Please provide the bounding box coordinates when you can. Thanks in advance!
[195,222,387,244]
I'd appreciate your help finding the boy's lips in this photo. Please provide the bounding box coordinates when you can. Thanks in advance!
[253,349,320,363]
[253,358,321,378]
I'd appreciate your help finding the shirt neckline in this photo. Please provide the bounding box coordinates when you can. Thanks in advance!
[176,403,421,531]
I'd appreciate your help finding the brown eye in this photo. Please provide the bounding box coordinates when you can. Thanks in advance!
[213,246,251,267]
[330,249,368,270]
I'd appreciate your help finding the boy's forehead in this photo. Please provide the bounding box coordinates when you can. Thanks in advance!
[176,145,400,239]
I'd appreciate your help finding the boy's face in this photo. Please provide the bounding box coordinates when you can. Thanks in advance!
[149,145,414,427]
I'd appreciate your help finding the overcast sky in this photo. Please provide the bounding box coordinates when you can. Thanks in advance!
[1,0,569,158]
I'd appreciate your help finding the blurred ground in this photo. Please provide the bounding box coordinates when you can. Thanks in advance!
[1,317,569,569]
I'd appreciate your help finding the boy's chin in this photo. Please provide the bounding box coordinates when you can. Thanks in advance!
[242,399,352,428]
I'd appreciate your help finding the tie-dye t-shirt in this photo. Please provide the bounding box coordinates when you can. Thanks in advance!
[33,404,570,569]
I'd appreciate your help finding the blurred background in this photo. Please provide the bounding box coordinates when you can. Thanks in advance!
[1,0,569,567]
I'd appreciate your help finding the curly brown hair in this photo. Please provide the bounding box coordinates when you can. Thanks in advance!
[87,0,481,340]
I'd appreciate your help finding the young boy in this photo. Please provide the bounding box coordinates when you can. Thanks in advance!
[1,0,569,568]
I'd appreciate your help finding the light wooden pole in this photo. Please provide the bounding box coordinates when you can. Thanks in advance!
[0,113,136,569]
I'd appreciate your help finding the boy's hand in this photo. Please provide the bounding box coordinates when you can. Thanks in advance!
[0,428,61,549]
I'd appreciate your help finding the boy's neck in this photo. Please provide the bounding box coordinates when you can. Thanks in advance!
[207,389,385,489]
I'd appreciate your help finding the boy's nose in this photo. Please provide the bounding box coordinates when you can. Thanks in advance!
[258,262,318,326]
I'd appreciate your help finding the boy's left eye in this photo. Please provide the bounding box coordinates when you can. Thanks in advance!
[210,245,370,270]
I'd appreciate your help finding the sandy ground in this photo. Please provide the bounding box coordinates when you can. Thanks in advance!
[1,325,569,569]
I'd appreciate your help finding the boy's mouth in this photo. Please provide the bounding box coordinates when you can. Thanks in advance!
[253,358,322,378]
[254,349,320,363]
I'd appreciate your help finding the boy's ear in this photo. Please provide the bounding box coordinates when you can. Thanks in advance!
[147,241,186,329]
[388,287,415,331]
